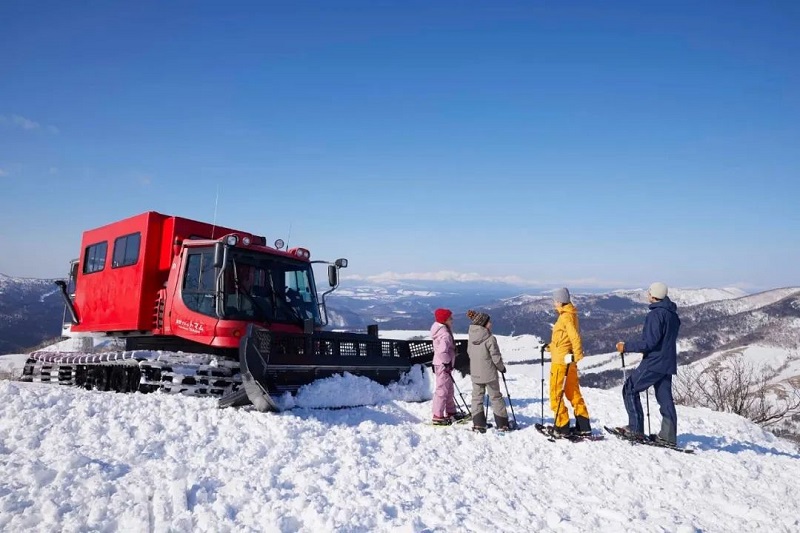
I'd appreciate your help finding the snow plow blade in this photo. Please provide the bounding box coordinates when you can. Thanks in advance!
[224,324,440,412]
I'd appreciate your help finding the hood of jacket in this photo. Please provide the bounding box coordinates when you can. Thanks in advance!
[650,297,678,315]
[468,324,491,345]
[430,322,449,338]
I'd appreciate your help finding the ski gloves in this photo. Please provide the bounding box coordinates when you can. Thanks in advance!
[616,342,625,354]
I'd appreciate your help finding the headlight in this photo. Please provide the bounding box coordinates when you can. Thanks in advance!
[274,239,285,250]
[226,235,238,246]
[242,236,251,246]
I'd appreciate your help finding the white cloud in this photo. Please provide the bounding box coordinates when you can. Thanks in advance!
[342,270,635,289]
[11,114,40,130]
[343,270,541,286]
[0,114,59,134]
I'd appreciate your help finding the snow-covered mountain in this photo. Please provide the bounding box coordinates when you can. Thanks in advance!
[610,287,747,307]
[0,274,64,354]
[679,288,800,352]
[326,284,748,334]
[1,333,799,532]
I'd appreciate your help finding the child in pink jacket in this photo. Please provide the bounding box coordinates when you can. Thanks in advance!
[431,308,459,424]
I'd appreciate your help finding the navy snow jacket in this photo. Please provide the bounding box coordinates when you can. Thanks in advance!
[625,297,681,375]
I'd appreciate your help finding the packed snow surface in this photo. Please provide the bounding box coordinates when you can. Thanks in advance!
[1,333,799,532]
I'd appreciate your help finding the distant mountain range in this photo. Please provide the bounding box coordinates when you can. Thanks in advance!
[0,275,65,354]
[2,273,798,377]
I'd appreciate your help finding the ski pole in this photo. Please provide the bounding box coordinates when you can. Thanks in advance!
[501,372,517,429]
[645,387,652,436]
[540,344,546,425]
[621,351,628,382]
[449,371,471,417]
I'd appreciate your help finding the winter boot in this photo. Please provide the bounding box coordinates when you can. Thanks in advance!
[658,418,677,445]
[615,426,645,442]
[553,424,572,438]
[432,415,452,426]
[448,411,470,422]
[494,414,511,432]
[472,410,487,433]
[575,415,592,436]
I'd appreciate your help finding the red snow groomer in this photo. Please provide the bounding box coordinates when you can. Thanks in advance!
[23,211,450,410]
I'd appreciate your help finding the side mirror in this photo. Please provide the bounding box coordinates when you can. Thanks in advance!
[328,264,338,287]
[335,258,348,268]
[213,242,224,268]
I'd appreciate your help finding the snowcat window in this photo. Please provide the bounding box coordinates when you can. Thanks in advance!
[223,263,276,322]
[285,270,317,320]
[112,232,141,268]
[83,242,108,274]
[183,251,217,316]
[223,251,322,325]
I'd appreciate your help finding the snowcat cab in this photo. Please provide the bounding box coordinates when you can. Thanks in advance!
[25,212,453,411]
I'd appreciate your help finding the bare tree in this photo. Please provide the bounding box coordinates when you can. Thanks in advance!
[674,354,800,427]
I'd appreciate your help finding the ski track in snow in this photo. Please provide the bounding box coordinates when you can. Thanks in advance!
[1,336,800,532]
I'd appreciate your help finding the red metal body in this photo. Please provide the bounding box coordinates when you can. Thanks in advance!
[69,211,314,350]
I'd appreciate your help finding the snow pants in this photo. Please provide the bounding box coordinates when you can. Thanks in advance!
[550,363,590,428]
[471,379,508,423]
[622,365,677,444]
[432,365,456,417]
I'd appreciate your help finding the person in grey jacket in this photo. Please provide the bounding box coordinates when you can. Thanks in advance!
[466,309,510,432]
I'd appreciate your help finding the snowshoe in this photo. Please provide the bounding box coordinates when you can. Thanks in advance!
[604,426,694,453]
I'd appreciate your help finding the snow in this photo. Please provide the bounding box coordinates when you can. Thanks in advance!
[0,353,28,379]
[698,287,799,315]
[1,334,800,532]
[684,344,800,388]
[611,287,748,307]
[666,287,748,307]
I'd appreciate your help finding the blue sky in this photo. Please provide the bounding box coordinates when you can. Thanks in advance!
[1,1,798,290]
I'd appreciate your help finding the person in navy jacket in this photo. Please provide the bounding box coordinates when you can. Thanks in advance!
[615,282,682,445]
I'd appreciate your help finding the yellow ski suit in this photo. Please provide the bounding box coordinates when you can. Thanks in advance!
[548,303,590,428]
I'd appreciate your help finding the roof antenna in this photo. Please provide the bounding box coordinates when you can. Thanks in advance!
[211,184,220,239]
[286,222,292,249]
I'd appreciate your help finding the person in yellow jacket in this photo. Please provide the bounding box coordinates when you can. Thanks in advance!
[545,287,592,436]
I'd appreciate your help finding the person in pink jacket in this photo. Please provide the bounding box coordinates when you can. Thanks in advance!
[431,308,461,425]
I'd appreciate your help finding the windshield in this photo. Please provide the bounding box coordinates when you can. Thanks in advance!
[221,249,322,326]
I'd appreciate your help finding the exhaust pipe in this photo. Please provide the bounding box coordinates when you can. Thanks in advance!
[55,280,79,324]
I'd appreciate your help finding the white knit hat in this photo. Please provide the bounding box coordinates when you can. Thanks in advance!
[648,282,668,300]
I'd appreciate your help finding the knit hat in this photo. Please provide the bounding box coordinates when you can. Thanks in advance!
[648,282,668,300]
[467,309,490,327]
[552,287,571,304]
[434,308,452,324]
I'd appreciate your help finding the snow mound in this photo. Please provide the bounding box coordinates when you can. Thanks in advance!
[274,364,432,410]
